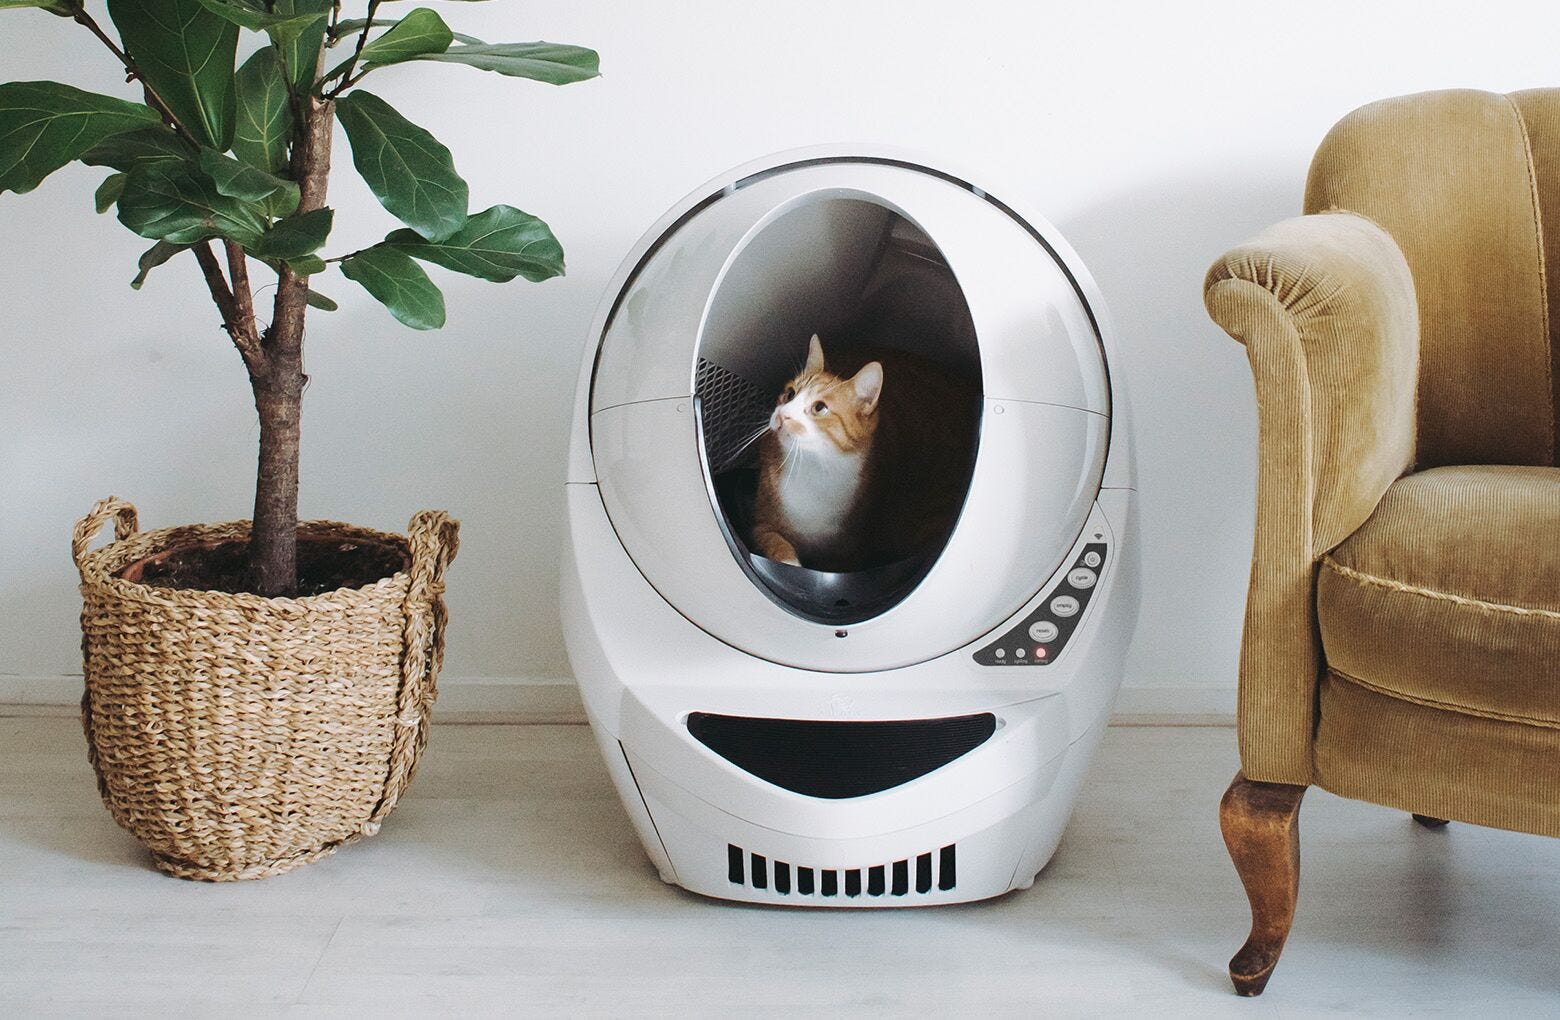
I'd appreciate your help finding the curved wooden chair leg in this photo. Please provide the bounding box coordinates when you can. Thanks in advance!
[1412,814,1450,828]
[1220,771,1307,996]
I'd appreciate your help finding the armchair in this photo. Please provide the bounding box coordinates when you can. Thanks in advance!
[1205,89,1560,995]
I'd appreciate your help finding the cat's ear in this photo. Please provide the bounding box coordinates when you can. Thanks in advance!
[805,334,825,374]
[851,361,883,411]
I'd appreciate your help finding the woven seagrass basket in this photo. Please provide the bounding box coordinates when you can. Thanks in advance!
[72,497,459,881]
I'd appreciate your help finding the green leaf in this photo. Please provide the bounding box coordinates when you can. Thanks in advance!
[341,244,445,329]
[335,90,468,241]
[130,240,190,289]
[272,0,329,89]
[360,7,452,67]
[108,0,239,150]
[232,47,292,173]
[0,0,75,15]
[411,42,599,85]
[332,18,484,45]
[117,160,267,246]
[0,81,162,194]
[193,0,326,42]
[251,206,332,259]
[94,172,128,213]
[197,147,298,216]
[258,251,325,276]
[79,126,192,171]
[388,204,564,283]
[305,288,337,310]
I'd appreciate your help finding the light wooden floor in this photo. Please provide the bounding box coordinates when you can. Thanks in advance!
[3,716,1558,1017]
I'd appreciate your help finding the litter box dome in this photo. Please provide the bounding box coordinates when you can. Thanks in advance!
[584,153,1111,672]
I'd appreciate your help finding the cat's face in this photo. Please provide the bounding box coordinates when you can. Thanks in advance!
[770,335,883,456]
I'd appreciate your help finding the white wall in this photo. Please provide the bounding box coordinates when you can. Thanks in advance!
[5,1,1559,709]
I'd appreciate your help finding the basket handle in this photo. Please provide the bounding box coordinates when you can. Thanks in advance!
[407,509,461,597]
[365,510,460,832]
[72,497,139,575]
[403,508,459,705]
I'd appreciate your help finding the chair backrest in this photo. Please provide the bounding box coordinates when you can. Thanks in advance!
[1305,88,1560,470]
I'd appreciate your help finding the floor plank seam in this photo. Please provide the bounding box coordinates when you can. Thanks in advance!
[292,915,346,1008]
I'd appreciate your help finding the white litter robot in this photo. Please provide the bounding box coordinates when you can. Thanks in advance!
[562,147,1138,906]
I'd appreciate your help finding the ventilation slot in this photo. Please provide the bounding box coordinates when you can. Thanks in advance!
[727,843,957,898]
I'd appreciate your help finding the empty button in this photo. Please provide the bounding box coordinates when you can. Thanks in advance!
[1028,620,1059,642]
[1051,595,1080,618]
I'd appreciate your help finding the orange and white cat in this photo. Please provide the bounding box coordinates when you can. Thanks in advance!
[752,334,979,572]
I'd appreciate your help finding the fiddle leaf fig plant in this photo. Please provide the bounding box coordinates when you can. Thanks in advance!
[0,0,598,596]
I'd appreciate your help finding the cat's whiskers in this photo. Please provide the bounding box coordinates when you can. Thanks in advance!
[729,423,772,458]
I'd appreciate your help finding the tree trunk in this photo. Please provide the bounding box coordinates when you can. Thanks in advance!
[248,93,334,597]
[249,360,305,597]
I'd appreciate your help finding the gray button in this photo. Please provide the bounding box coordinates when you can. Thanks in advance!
[1083,551,1102,569]
[1068,568,1097,589]
[1028,620,1059,643]
[994,648,1006,659]
[1050,595,1080,618]
[1015,647,1026,658]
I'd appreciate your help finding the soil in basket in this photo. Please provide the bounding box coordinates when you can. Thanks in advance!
[121,536,410,597]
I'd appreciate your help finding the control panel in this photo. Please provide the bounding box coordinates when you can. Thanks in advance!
[972,543,1106,666]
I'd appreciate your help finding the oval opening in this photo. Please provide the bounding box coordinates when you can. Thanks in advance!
[696,196,982,624]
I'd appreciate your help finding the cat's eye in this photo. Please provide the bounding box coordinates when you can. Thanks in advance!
[811,400,828,415]
[781,387,795,403]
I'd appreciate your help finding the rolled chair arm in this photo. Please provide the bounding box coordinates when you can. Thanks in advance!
[1204,211,1419,783]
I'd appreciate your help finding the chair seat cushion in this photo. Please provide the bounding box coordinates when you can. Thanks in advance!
[1318,464,1560,727]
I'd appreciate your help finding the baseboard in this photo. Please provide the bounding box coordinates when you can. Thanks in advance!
[1108,685,1237,726]
[0,674,1235,726]
[432,676,589,724]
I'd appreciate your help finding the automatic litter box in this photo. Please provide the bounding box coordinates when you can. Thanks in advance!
[562,147,1138,905]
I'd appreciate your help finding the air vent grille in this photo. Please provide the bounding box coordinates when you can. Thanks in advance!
[726,843,956,898]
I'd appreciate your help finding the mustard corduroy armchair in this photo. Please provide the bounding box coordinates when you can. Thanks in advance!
[1204,89,1560,996]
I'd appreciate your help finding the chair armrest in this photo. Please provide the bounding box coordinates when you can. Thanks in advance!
[1204,211,1419,783]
